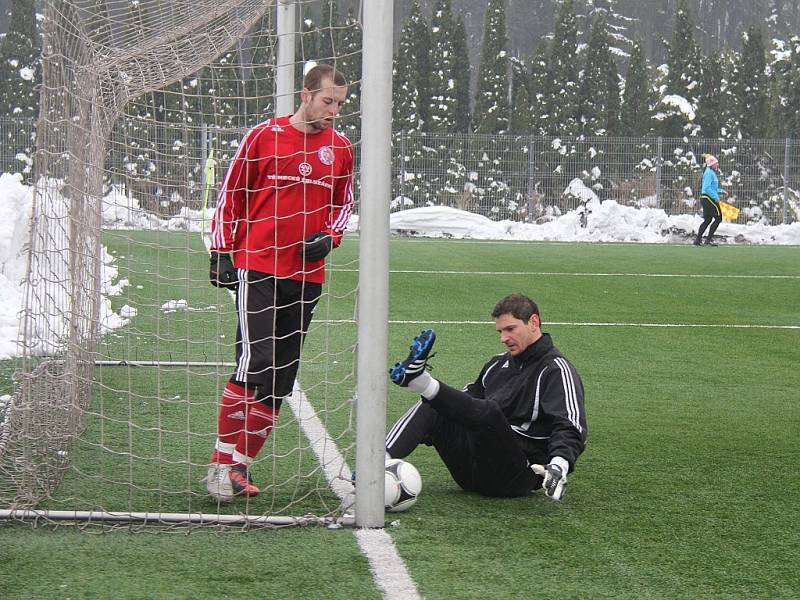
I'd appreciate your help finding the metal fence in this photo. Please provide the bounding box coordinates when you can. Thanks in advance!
[390,132,800,226]
[2,118,797,225]
[0,118,35,177]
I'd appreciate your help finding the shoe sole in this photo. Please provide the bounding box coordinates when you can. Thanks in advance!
[390,330,436,385]
[208,492,234,503]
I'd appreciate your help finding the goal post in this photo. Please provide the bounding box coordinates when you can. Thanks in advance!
[0,0,392,529]
[275,0,296,116]
[355,0,393,529]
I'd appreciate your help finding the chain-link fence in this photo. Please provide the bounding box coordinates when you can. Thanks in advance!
[0,118,35,177]
[2,118,797,225]
[390,132,800,226]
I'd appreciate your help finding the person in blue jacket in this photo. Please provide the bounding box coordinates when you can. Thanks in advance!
[694,154,728,246]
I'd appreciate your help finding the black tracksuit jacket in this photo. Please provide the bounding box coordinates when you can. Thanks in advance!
[463,333,587,469]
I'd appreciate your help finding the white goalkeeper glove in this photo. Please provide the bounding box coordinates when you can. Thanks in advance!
[531,456,569,501]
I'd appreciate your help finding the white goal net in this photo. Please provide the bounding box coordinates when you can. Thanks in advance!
[0,0,385,529]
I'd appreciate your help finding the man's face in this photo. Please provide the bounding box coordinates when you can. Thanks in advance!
[300,77,347,131]
[495,313,542,356]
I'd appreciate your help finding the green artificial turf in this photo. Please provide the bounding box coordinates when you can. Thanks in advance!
[1,234,798,599]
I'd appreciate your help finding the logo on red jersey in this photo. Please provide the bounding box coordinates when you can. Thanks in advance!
[299,162,312,177]
[318,146,335,166]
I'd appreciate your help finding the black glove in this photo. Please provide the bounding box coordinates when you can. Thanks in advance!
[302,232,333,262]
[209,251,237,289]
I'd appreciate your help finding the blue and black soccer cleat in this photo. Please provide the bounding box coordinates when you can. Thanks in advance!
[389,329,436,386]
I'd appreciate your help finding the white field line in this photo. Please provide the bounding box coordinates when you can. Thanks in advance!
[355,529,422,600]
[286,387,354,499]
[331,268,800,280]
[316,319,800,330]
[382,239,800,249]
[202,236,419,599]
[288,387,421,600]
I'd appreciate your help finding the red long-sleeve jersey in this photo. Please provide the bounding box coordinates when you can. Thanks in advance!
[210,115,354,284]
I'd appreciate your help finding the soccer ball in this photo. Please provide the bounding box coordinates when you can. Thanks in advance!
[384,458,422,512]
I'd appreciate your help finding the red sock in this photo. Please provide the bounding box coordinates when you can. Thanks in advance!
[233,404,279,467]
[210,382,256,464]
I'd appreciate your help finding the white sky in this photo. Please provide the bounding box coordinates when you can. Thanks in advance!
[1,173,798,359]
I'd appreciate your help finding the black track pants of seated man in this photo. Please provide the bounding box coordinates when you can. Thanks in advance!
[414,382,540,497]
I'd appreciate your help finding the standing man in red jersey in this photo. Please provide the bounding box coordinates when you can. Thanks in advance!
[205,64,354,502]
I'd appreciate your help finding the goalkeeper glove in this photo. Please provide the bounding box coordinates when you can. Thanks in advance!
[531,456,569,501]
[209,251,237,289]
[302,232,333,262]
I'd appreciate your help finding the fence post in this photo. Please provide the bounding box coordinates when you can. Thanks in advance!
[784,138,791,225]
[527,136,535,222]
[200,122,208,168]
[399,130,407,208]
[655,136,663,208]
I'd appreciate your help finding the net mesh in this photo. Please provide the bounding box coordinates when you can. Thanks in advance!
[1,0,362,528]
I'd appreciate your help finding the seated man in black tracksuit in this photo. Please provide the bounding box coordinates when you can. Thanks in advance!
[387,293,587,500]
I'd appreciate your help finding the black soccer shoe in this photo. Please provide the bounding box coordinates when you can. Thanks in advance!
[389,329,436,386]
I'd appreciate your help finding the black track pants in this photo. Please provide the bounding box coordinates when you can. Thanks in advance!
[386,383,540,497]
[231,270,321,398]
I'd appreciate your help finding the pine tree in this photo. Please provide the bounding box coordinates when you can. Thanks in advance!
[509,56,532,133]
[248,12,277,123]
[659,0,702,138]
[545,0,580,136]
[392,0,431,132]
[763,1,800,42]
[582,0,634,57]
[765,38,786,138]
[336,8,361,86]
[766,36,800,138]
[451,13,471,133]
[528,41,550,135]
[117,0,158,205]
[778,37,800,137]
[428,0,457,132]
[212,50,247,129]
[318,0,340,63]
[695,51,725,139]
[0,0,40,176]
[298,7,320,69]
[716,50,741,140]
[335,9,362,134]
[578,13,620,136]
[473,0,510,134]
[619,38,653,136]
[732,26,768,139]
